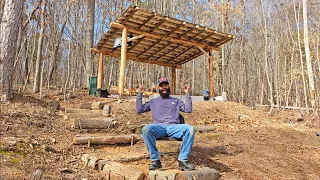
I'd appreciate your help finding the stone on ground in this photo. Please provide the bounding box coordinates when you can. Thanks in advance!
[148,167,219,180]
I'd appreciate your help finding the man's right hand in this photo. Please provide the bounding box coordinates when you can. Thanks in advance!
[138,83,144,93]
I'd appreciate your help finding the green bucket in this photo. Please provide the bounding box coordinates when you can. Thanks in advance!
[89,76,97,96]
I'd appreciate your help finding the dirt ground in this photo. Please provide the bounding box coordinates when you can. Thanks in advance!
[1,89,320,180]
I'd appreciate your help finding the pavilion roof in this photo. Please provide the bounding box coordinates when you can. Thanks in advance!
[92,6,235,68]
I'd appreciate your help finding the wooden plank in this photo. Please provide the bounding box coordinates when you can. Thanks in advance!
[91,48,182,69]
[208,50,214,97]
[197,46,210,58]
[110,22,220,50]
[153,44,182,61]
[177,51,203,65]
[137,13,155,28]
[97,53,104,89]
[171,65,176,94]
[119,28,128,98]
[97,30,118,50]
[136,39,162,57]
[215,35,235,46]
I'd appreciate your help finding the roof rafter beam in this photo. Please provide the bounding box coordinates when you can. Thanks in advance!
[145,22,185,59]
[91,48,182,69]
[137,39,162,57]
[177,51,203,65]
[166,46,194,63]
[128,17,167,54]
[137,13,155,28]
[110,22,220,51]
[154,44,182,61]
[215,35,235,46]
[121,7,139,23]
[97,30,117,50]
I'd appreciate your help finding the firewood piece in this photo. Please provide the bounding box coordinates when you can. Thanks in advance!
[102,105,111,116]
[87,156,102,170]
[74,135,138,145]
[72,118,113,129]
[66,113,102,119]
[97,160,108,171]
[102,161,144,180]
[195,126,216,133]
[81,154,92,168]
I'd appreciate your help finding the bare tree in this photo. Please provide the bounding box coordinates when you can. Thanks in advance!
[302,0,315,107]
[0,0,25,101]
[86,0,95,88]
[33,0,46,93]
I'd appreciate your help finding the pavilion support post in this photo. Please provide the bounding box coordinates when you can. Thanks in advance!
[118,27,128,98]
[171,65,176,95]
[97,53,104,89]
[208,50,214,97]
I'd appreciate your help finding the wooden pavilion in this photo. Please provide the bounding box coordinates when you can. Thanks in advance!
[91,6,235,98]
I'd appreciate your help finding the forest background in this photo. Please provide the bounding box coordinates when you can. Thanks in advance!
[1,0,319,108]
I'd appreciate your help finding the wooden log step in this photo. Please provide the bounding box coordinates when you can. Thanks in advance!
[74,135,139,145]
[72,118,114,129]
[65,108,102,114]
[64,113,102,119]
[80,102,106,110]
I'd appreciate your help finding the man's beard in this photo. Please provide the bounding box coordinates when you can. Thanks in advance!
[159,88,170,99]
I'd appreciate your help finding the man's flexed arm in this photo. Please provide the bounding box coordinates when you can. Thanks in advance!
[136,84,151,114]
[179,83,192,113]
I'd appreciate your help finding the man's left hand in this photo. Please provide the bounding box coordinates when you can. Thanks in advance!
[184,84,190,94]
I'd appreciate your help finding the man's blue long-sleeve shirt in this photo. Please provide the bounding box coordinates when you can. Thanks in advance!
[136,93,192,124]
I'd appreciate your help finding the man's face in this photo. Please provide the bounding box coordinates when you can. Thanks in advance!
[159,83,170,98]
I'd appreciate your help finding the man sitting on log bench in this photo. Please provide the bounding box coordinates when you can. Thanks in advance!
[136,77,195,171]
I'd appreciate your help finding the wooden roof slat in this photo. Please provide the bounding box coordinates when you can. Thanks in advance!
[137,13,155,28]
[91,48,182,69]
[166,46,194,63]
[93,5,234,66]
[111,22,219,50]
[177,51,203,65]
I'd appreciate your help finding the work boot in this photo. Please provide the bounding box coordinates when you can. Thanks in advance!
[149,160,162,170]
[178,161,195,171]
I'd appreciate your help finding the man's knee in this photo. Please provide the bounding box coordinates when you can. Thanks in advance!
[187,125,195,136]
[142,124,152,135]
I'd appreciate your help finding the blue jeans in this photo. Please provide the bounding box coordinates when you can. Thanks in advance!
[142,124,195,161]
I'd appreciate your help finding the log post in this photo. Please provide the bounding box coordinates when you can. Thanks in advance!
[208,49,214,97]
[118,27,128,98]
[97,53,104,89]
[171,65,176,95]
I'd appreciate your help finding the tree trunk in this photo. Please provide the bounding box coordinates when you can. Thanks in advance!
[302,0,315,107]
[293,1,308,108]
[86,0,95,88]
[33,0,46,93]
[0,0,25,101]
[48,3,72,85]
[261,0,274,110]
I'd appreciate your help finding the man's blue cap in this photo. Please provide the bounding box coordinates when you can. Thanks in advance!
[158,77,169,86]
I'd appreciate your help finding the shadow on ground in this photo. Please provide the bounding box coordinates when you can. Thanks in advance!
[190,145,235,172]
